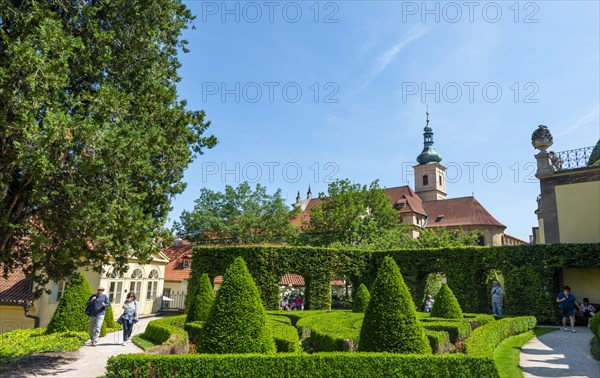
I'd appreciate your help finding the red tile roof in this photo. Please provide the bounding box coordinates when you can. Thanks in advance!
[422,196,505,228]
[385,186,427,216]
[0,267,33,304]
[162,244,194,282]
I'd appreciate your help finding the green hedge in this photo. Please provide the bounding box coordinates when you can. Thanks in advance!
[106,353,500,378]
[190,244,600,323]
[270,321,299,353]
[144,315,188,346]
[352,284,370,313]
[421,321,471,344]
[590,313,600,338]
[430,284,463,320]
[184,321,204,344]
[591,336,600,361]
[463,313,496,329]
[46,273,94,334]
[424,329,451,354]
[464,316,537,356]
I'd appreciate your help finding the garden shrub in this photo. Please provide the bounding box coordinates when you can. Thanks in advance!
[591,336,600,361]
[186,273,215,323]
[270,321,299,353]
[143,315,189,354]
[464,316,536,356]
[421,321,471,344]
[106,353,500,378]
[267,314,292,325]
[463,313,495,329]
[358,256,430,354]
[184,321,204,344]
[430,283,463,319]
[0,328,88,372]
[307,312,363,352]
[352,283,370,313]
[198,257,276,354]
[424,329,451,354]
[589,312,600,338]
[46,273,94,333]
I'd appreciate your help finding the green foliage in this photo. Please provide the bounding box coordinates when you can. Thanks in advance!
[186,274,215,323]
[430,284,464,319]
[0,328,87,372]
[359,256,430,354]
[463,313,496,329]
[591,336,600,361]
[464,316,537,356]
[421,321,472,344]
[46,273,93,333]
[424,329,451,354]
[143,315,188,348]
[352,284,370,313]
[590,312,600,338]
[0,0,216,287]
[175,182,299,244]
[106,353,500,378]
[191,243,600,323]
[493,328,556,378]
[304,179,400,246]
[270,321,300,353]
[198,257,275,354]
[184,321,205,344]
[587,139,600,166]
[422,273,442,302]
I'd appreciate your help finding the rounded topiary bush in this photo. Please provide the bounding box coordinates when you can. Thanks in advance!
[590,312,600,338]
[198,257,276,354]
[46,273,93,333]
[186,273,215,323]
[358,256,430,354]
[430,283,463,319]
[353,283,370,313]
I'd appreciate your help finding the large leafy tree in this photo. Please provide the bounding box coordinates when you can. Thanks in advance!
[0,1,216,286]
[174,182,299,244]
[304,179,399,246]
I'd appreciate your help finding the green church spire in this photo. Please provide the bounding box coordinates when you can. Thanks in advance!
[416,111,442,165]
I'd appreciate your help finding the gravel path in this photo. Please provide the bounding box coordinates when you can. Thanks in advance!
[520,326,600,378]
[7,316,159,378]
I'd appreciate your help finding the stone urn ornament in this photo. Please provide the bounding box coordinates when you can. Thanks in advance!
[531,125,553,152]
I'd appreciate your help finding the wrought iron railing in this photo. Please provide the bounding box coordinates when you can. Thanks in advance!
[553,146,594,171]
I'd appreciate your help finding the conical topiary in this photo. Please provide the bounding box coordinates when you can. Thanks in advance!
[198,257,276,354]
[100,303,117,336]
[352,283,370,313]
[186,273,215,323]
[358,256,430,353]
[46,273,94,333]
[430,283,464,319]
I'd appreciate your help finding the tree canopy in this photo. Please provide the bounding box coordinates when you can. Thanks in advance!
[174,182,300,244]
[304,179,399,246]
[0,0,216,286]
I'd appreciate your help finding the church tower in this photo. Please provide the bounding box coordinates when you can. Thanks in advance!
[413,112,447,201]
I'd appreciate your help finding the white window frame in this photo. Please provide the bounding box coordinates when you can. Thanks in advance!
[50,281,67,302]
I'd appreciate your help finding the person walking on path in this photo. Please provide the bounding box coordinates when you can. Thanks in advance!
[556,285,580,333]
[86,286,109,346]
[120,292,139,346]
[491,280,504,316]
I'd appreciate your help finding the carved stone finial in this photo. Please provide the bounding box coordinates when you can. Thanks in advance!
[532,125,553,152]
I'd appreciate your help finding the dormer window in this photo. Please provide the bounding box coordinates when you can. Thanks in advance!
[435,215,444,222]
[182,257,190,268]
[394,201,407,210]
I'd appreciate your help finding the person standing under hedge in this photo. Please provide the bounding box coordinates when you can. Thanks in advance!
[557,285,580,333]
[86,286,110,346]
[120,292,139,345]
[491,280,504,316]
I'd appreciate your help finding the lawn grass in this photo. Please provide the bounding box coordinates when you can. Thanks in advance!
[493,327,557,378]
[132,333,159,351]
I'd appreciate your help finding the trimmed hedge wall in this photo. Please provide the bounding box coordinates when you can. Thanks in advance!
[144,315,188,348]
[421,321,471,344]
[464,316,537,356]
[106,353,500,378]
[190,244,600,323]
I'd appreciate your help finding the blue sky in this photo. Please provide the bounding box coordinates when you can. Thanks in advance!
[169,1,600,241]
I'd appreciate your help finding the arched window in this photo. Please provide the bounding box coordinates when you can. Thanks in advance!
[423,175,428,186]
[108,270,124,304]
[147,269,159,300]
[129,268,143,300]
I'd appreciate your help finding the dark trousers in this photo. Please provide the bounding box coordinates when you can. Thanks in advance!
[123,320,134,341]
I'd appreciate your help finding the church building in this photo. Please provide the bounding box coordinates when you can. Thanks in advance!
[293,113,526,246]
